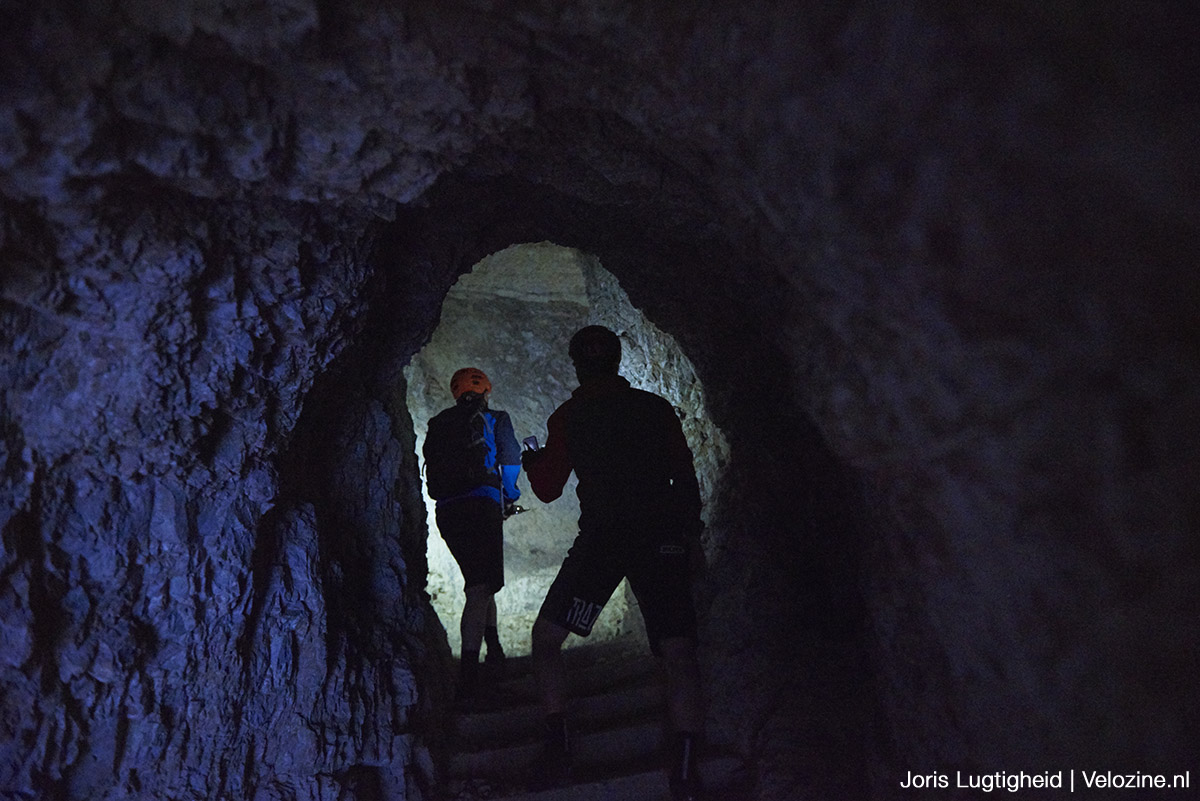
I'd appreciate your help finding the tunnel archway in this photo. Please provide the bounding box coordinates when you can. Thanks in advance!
[368,167,877,796]
[404,241,730,657]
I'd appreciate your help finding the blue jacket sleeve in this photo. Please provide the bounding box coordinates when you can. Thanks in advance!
[493,410,522,502]
[501,464,521,502]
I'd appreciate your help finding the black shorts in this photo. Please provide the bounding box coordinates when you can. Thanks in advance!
[435,497,504,593]
[538,528,696,654]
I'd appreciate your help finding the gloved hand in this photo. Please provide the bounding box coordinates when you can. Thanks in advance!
[504,502,518,519]
[520,448,544,470]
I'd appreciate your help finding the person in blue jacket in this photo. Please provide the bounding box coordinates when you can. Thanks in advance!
[426,367,522,710]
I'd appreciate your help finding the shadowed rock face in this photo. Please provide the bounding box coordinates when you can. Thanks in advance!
[2,2,1196,800]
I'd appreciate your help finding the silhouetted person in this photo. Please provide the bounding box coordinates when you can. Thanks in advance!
[522,326,706,800]
[423,367,522,710]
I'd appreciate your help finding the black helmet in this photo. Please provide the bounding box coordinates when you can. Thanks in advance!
[569,325,621,374]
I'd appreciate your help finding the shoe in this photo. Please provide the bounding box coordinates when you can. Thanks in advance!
[670,774,703,801]
[527,747,571,791]
[483,651,507,683]
[527,746,571,791]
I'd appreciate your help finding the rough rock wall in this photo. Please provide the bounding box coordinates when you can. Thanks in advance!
[269,331,448,801]
[0,189,426,798]
[0,1,512,796]
[2,1,1198,800]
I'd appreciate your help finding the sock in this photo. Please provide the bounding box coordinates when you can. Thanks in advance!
[484,626,504,659]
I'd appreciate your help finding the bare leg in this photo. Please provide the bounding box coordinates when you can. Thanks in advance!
[659,636,704,798]
[461,585,494,655]
[486,594,498,629]
[529,615,573,789]
[532,615,570,716]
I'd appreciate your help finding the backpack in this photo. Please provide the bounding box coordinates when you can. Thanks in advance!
[423,400,500,500]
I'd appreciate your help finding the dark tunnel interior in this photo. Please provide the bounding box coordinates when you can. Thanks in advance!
[1,2,1197,800]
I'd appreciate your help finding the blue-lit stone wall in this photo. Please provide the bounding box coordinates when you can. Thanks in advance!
[2,2,1196,800]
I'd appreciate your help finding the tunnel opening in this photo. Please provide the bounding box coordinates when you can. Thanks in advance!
[365,173,879,795]
[403,241,729,658]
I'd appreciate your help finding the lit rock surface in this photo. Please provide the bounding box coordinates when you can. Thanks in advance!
[405,244,591,656]
[2,2,1196,800]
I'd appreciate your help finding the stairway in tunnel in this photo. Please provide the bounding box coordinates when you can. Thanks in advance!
[442,635,752,800]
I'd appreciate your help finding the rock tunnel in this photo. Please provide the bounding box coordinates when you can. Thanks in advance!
[406,242,730,657]
[1,2,1197,800]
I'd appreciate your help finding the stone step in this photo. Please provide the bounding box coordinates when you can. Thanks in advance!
[479,640,660,706]
[454,681,665,748]
[448,755,750,801]
[449,718,666,781]
[443,635,750,801]
[514,634,653,670]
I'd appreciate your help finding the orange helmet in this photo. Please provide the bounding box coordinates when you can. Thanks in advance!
[450,367,492,400]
